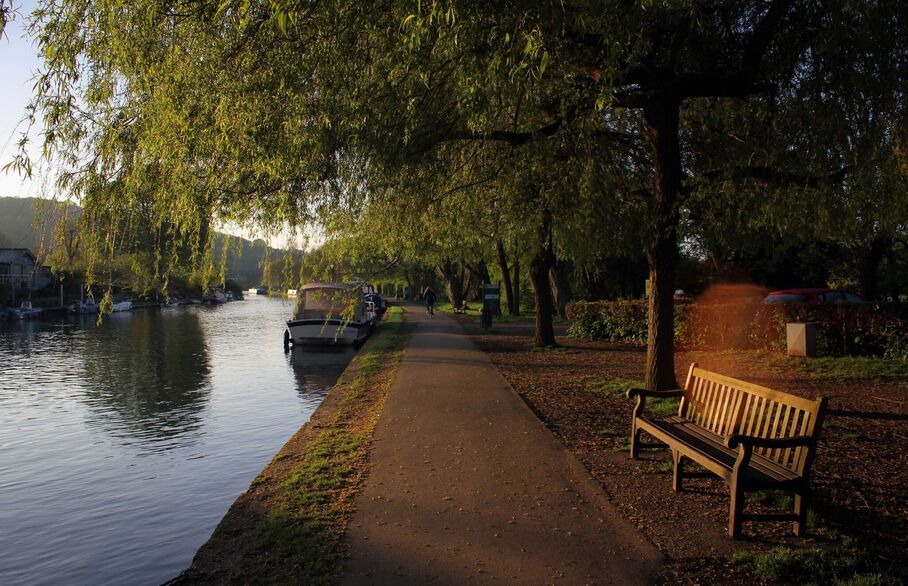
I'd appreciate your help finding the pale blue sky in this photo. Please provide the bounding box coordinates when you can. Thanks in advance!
[1,0,41,198]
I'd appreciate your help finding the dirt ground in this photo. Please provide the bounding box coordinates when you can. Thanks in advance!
[466,321,908,584]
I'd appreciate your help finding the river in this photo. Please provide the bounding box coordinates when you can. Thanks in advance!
[0,296,356,585]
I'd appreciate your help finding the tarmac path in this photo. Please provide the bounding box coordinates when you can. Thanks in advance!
[340,306,661,584]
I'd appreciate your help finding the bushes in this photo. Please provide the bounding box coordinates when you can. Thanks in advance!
[566,300,649,343]
[566,299,908,359]
[751,303,908,357]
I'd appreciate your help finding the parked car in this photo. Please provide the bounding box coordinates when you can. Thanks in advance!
[762,288,865,304]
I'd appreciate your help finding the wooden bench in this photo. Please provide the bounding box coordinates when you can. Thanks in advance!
[452,302,470,314]
[627,363,827,538]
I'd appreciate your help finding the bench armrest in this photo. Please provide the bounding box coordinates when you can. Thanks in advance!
[725,434,815,450]
[627,387,684,399]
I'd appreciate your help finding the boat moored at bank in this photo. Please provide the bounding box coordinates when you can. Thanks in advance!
[285,283,372,347]
[10,300,43,319]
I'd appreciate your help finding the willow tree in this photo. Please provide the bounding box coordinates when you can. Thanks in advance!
[21,1,907,387]
[0,0,13,35]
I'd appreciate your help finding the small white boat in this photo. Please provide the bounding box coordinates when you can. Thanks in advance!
[11,300,43,320]
[285,283,371,346]
[246,286,268,296]
[68,299,100,314]
[111,300,133,312]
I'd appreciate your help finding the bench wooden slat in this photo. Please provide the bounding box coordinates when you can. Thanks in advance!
[691,367,820,411]
[793,411,811,470]
[641,416,800,484]
[716,384,732,435]
[670,417,801,483]
[765,403,788,463]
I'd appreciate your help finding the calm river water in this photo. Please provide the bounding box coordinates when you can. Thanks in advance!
[0,296,356,585]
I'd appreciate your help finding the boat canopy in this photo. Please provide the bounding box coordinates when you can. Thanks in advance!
[295,283,364,321]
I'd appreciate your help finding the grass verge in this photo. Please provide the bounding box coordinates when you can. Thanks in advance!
[687,349,908,383]
[732,536,905,585]
[174,306,412,585]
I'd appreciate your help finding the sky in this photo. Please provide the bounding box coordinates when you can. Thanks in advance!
[0,0,41,199]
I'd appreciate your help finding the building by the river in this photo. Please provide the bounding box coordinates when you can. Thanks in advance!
[0,248,53,302]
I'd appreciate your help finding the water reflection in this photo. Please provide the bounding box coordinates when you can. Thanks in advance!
[78,311,211,447]
[287,345,358,400]
[0,297,356,586]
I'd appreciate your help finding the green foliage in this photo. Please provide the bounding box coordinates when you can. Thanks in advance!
[566,300,649,343]
[16,0,908,397]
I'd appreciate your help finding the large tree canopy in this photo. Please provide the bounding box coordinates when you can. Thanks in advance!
[18,0,908,388]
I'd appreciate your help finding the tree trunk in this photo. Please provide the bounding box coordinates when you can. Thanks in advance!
[530,208,557,347]
[465,259,492,302]
[467,259,491,285]
[643,96,681,392]
[497,239,516,315]
[549,259,573,319]
[512,244,521,316]
[438,258,464,308]
[858,235,891,301]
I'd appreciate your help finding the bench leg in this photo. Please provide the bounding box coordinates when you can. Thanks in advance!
[672,452,684,492]
[629,424,641,459]
[728,479,744,538]
[793,488,809,536]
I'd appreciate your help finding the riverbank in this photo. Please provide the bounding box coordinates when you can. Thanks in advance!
[170,306,412,584]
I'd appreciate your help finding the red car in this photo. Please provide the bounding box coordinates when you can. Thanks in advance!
[762,288,865,304]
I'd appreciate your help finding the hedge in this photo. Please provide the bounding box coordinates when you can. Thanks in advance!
[566,299,908,360]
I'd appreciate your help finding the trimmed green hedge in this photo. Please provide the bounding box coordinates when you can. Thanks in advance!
[566,300,908,360]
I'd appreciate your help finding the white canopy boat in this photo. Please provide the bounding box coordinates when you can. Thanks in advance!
[11,300,43,320]
[285,283,371,346]
[111,300,133,312]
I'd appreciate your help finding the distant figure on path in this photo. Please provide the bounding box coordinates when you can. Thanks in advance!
[423,287,436,316]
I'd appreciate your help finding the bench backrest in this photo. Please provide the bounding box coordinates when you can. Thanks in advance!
[679,363,826,476]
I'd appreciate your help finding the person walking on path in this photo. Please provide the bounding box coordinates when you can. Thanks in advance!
[423,286,436,316]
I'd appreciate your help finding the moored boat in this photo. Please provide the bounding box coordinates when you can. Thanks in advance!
[11,300,43,320]
[111,300,133,312]
[285,283,371,346]
[68,299,100,314]
[202,289,227,305]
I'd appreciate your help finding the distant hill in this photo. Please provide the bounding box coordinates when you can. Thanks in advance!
[0,196,71,252]
[0,196,271,287]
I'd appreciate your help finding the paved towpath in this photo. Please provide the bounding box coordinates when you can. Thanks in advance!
[340,306,661,584]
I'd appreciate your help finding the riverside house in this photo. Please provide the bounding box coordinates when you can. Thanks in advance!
[0,248,53,299]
